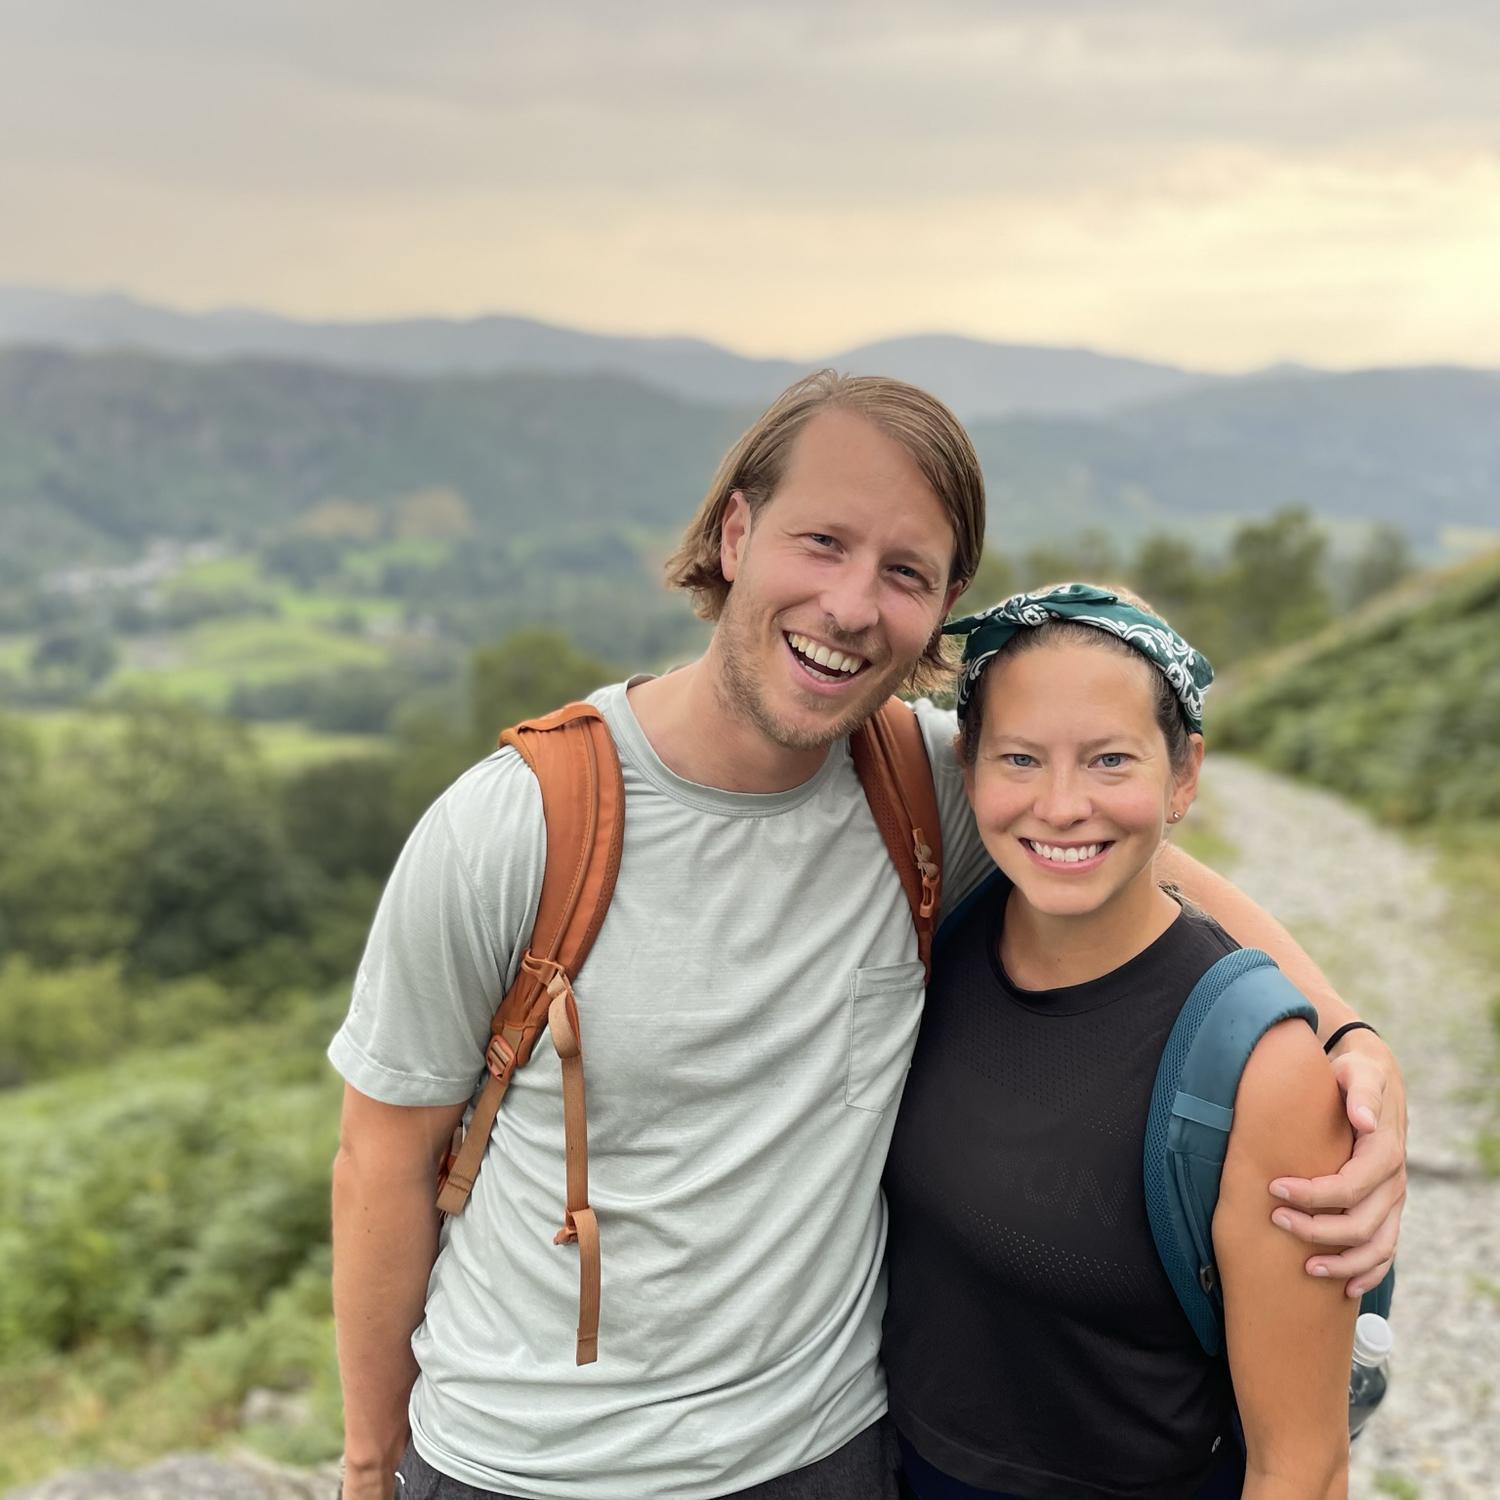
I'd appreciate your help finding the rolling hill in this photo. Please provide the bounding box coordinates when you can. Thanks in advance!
[1,348,1496,584]
[0,286,1213,420]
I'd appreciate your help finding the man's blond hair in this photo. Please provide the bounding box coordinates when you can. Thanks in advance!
[663,370,985,690]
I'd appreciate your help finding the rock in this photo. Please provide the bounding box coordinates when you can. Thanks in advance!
[4,1453,339,1500]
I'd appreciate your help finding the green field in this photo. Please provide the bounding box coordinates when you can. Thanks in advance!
[22,706,383,768]
[112,615,391,707]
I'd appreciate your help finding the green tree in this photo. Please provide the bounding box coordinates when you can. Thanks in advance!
[101,707,312,980]
[952,549,1016,614]
[282,756,407,884]
[1130,533,1231,667]
[1131,534,1206,616]
[28,621,118,697]
[0,701,312,981]
[1219,508,1332,658]
[1019,528,1122,590]
[1344,524,1415,609]
[469,628,613,748]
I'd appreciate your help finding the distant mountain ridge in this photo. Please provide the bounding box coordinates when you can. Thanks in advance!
[0,286,1215,420]
[1,346,1496,584]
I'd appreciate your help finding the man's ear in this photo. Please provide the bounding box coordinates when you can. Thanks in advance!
[721,492,751,583]
[940,577,966,622]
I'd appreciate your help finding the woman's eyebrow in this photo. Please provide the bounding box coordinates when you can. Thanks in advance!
[986,734,1144,754]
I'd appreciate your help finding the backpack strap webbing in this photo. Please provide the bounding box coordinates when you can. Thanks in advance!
[1142,948,1318,1357]
[434,700,623,1366]
[850,699,942,981]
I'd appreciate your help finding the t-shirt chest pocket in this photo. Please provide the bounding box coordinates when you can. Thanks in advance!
[846,960,926,1112]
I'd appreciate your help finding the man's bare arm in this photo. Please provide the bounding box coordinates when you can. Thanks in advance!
[332,1084,468,1499]
[1157,843,1407,1295]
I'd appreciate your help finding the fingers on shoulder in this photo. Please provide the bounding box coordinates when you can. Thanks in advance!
[1236,1019,1352,1176]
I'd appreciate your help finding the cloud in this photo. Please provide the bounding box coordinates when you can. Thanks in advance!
[0,1,1497,366]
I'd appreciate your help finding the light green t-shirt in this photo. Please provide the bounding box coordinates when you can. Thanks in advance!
[328,683,991,1499]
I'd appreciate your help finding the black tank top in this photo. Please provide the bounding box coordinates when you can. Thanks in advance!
[883,881,1238,1500]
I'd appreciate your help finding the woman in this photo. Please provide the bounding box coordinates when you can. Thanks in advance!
[883,583,1357,1500]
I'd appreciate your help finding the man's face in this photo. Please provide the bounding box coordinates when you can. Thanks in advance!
[714,408,962,751]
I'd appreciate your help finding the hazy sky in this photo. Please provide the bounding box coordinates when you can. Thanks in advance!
[4,1,1498,369]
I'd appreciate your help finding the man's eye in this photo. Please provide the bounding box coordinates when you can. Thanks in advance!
[890,564,927,586]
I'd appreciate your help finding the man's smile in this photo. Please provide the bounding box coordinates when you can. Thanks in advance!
[783,631,872,684]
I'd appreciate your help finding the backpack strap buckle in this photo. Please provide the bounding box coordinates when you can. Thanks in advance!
[485,1031,519,1081]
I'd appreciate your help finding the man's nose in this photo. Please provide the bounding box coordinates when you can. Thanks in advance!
[820,560,881,637]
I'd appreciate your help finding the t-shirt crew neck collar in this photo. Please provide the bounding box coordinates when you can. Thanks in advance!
[989,898,1191,1017]
[598,677,847,818]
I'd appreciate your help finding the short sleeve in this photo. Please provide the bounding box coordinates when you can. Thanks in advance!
[327,749,546,1106]
[910,697,1002,917]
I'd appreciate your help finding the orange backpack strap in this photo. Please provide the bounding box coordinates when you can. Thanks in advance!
[849,699,942,981]
[434,700,623,1365]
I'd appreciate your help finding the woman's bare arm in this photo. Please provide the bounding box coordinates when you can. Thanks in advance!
[1215,1020,1359,1500]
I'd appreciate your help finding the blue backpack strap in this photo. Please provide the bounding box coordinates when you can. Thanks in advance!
[1143,948,1319,1357]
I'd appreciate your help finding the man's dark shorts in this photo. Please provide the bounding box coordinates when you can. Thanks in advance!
[397,1420,901,1500]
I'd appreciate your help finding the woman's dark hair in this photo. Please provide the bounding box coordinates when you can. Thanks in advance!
[957,616,1198,772]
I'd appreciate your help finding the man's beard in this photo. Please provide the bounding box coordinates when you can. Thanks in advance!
[713,595,905,752]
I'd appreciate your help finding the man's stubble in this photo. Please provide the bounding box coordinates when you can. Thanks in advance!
[712,585,913,754]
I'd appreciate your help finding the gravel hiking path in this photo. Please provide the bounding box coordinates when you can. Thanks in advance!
[1200,757,1500,1500]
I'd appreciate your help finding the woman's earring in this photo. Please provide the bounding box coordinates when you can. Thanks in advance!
[1170,809,1182,822]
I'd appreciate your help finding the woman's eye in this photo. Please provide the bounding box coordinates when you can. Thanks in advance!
[1005,753,1037,769]
[808,533,837,548]
[1094,753,1128,769]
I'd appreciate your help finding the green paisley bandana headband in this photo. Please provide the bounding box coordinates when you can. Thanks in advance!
[941,582,1215,733]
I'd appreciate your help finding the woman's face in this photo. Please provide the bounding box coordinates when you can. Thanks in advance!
[963,640,1203,923]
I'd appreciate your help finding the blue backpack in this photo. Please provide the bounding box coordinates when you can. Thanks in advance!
[1145,944,1395,1356]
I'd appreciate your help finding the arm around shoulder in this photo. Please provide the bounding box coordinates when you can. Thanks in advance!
[1160,844,1408,1288]
[1214,1020,1358,1500]
[1156,844,1349,1026]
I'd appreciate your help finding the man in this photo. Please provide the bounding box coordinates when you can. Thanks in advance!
[331,372,1405,1500]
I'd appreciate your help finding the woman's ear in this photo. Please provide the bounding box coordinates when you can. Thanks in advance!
[955,732,976,802]
[1172,733,1206,819]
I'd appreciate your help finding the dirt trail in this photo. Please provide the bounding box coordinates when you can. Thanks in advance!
[1201,757,1500,1500]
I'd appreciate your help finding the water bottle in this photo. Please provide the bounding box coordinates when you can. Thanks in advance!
[1348,1312,1393,1438]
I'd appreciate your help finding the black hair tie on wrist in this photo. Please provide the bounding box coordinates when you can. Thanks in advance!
[1324,1020,1380,1054]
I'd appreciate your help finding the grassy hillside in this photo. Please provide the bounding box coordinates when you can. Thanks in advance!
[0,1001,345,1484]
[1214,551,1500,1166]
[1215,549,1500,824]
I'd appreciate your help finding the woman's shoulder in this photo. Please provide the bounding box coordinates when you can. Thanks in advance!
[1236,1015,1349,1163]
